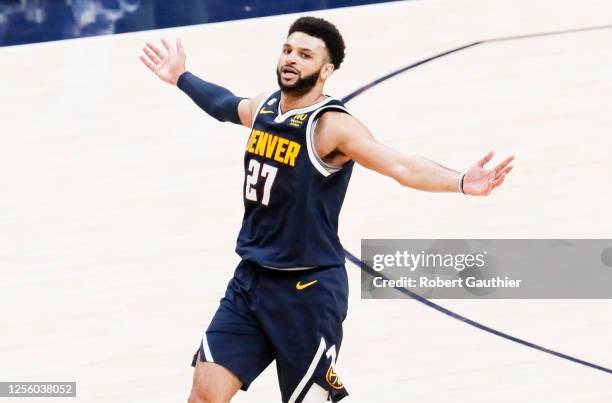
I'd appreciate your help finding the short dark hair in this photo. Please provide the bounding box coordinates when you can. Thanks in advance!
[288,16,346,70]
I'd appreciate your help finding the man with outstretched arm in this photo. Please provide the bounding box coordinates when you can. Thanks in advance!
[140,16,514,403]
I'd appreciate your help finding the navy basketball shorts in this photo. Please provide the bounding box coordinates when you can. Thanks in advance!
[191,260,349,402]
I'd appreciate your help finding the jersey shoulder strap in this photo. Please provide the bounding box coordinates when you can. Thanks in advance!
[251,90,281,125]
[304,97,352,177]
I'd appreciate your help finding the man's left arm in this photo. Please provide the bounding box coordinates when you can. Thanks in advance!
[328,112,514,196]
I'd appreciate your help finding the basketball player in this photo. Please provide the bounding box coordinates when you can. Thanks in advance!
[140,16,514,403]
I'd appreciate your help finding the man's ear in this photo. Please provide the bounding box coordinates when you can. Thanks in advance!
[321,63,335,80]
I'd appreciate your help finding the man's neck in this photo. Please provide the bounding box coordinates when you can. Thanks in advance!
[279,89,326,114]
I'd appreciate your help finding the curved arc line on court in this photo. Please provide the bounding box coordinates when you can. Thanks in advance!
[342,24,612,103]
[344,251,612,375]
[341,24,612,375]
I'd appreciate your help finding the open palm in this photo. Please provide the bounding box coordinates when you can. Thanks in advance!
[463,151,514,196]
[139,38,186,85]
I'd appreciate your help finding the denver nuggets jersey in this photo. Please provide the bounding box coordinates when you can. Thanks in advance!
[235,90,353,269]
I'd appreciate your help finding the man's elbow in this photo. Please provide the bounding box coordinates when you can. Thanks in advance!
[392,164,414,188]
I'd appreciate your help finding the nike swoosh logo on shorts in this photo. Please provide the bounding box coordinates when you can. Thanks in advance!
[296,280,318,290]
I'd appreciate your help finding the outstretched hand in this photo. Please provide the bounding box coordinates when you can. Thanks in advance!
[139,38,186,85]
[463,151,514,196]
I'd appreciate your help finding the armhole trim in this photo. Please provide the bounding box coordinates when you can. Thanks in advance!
[305,105,349,177]
[251,90,278,129]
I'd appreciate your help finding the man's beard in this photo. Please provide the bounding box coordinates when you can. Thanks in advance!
[276,67,320,96]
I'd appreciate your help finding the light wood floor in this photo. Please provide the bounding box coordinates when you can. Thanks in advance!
[1,0,611,401]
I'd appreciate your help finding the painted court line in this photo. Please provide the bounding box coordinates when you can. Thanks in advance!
[341,24,612,375]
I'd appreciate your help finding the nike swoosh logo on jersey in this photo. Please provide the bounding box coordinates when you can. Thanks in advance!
[296,280,318,290]
[259,107,275,114]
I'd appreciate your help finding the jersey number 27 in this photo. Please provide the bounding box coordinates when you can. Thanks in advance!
[245,159,278,206]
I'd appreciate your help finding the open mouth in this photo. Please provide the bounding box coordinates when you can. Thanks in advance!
[281,66,298,79]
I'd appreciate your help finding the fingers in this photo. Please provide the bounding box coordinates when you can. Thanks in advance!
[491,166,514,190]
[478,151,495,168]
[491,175,506,189]
[146,42,165,60]
[486,178,495,195]
[497,164,513,178]
[142,46,160,65]
[467,161,513,196]
[494,155,515,174]
[139,55,156,72]
[161,38,173,55]
[177,38,185,55]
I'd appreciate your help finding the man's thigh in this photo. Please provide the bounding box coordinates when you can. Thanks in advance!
[189,360,241,403]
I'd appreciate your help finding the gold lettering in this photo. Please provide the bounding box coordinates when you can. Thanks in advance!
[255,131,268,156]
[247,130,301,167]
[265,135,279,158]
[284,142,301,167]
[247,130,260,153]
[274,138,289,163]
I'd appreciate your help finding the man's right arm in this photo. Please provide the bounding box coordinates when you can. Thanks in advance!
[140,38,264,129]
[176,71,246,126]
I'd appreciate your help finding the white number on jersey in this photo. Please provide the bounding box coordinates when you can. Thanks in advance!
[245,159,278,206]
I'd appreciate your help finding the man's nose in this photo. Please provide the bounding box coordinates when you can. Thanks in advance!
[285,50,298,64]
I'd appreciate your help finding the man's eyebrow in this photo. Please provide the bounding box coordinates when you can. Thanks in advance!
[282,43,314,53]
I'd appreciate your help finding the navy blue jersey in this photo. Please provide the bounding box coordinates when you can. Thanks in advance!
[235,90,353,269]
